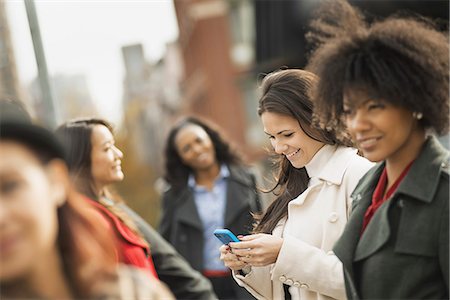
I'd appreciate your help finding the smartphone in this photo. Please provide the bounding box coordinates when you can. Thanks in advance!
[213,229,240,245]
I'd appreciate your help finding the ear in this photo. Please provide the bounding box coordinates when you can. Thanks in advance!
[46,159,70,207]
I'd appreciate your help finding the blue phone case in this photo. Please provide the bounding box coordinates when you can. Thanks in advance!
[213,229,240,244]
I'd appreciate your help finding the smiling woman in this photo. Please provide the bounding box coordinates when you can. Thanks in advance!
[160,116,262,300]
[55,118,159,279]
[0,114,172,299]
[307,0,449,298]
[220,69,373,300]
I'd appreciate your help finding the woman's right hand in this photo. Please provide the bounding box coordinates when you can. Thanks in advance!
[219,244,248,271]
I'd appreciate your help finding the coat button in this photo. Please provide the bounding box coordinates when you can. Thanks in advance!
[285,279,293,285]
[328,212,338,223]
[293,281,300,287]
[300,283,309,289]
[397,199,404,208]
[279,276,286,282]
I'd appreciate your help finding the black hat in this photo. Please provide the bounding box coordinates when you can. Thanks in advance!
[0,121,66,161]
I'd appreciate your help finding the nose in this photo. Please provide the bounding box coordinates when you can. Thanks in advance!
[272,139,288,155]
[191,143,203,155]
[346,109,370,134]
[113,145,123,159]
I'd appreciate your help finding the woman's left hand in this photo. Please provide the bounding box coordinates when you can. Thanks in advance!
[229,234,283,267]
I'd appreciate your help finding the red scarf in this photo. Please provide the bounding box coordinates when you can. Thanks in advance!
[361,160,414,234]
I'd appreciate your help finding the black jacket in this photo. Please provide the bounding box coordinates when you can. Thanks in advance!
[159,165,262,271]
[119,203,217,300]
[334,136,449,299]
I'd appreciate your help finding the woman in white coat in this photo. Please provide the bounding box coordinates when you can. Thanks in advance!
[220,69,373,300]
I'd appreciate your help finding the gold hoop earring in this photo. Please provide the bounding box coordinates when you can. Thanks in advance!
[412,112,423,120]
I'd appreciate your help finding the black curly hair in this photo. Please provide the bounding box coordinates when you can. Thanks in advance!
[307,0,449,136]
[163,116,242,189]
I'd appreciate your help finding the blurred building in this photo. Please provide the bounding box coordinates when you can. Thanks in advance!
[173,0,253,155]
[30,74,97,123]
[0,1,21,101]
[121,42,183,174]
[254,0,449,73]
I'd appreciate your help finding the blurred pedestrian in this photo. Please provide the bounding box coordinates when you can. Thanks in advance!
[0,119,172,299]
[56,117,216,299]
[160,116,262,299]
[56,119,158,277]
[307,0,449,298]
[220,69,373,300]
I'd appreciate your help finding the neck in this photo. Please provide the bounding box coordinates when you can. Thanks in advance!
[194,163,221,190]
[385,130,426,190]
[93,182,107,199]
[27,247,73,300]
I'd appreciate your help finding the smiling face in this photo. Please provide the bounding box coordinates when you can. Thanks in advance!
[0,141,66,282]
[343,87,425,163]
[90,125,124,190]
[261,112,325,169]
[174,124,217,172]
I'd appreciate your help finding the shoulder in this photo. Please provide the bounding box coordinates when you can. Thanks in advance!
[162,185,190,201]
[228,164,255,186]
[94,265,175,299]
[117,265,175,299]
[337,147,374,182]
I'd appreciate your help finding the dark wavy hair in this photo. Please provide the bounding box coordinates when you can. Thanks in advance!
[55,118,144,239]
[1,135,117,299]
[307,0,449,135]
[254,69,350,234]
[55,118,114,200]
[163,116,242,189]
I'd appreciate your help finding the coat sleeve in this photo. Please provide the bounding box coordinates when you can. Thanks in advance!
[158,191,175,242]
[438,192,449,292]
[119,203,217,300]
[232,265,273,300]
[270,235,346,299]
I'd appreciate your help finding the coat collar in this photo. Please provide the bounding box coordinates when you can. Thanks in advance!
[335,135,449,265]
[176,165,255,229]
[396,135,449,203]
[306,145,359,185]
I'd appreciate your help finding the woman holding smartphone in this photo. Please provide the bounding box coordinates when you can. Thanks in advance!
[220,69,373,300]
[160,116,262,299]
[306,1,449,298]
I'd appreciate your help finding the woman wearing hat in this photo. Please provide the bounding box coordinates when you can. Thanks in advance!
[0,118,173,299]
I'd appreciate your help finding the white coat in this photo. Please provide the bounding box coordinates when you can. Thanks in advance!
[233,145,374,300]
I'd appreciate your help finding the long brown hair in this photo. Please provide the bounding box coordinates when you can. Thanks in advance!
[55,118,145,240]
[254,69,350,233]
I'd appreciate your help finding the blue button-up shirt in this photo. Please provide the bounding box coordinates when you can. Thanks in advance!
[188,165,229,271]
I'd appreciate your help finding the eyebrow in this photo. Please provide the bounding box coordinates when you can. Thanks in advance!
[101,140,113,146]
[264,130,291,136]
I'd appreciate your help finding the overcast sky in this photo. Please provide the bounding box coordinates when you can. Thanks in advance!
[6,0,179,124]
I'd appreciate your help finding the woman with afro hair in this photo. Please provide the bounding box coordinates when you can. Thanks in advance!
[307,0,449,298]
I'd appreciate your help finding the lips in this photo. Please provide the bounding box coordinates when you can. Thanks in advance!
[285,149,300,158]
[357,136,381,150]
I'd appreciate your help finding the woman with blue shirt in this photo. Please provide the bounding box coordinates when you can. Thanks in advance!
[159,116,262,299]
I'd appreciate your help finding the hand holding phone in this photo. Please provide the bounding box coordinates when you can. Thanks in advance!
[213,229,240,245]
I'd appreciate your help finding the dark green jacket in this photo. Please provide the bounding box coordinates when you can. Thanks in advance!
[334,136,449,299]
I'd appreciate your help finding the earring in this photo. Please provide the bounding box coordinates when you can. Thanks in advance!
[412,112,423,120]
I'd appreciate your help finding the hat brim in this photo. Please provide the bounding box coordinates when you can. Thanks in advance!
[0,122,65,161]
